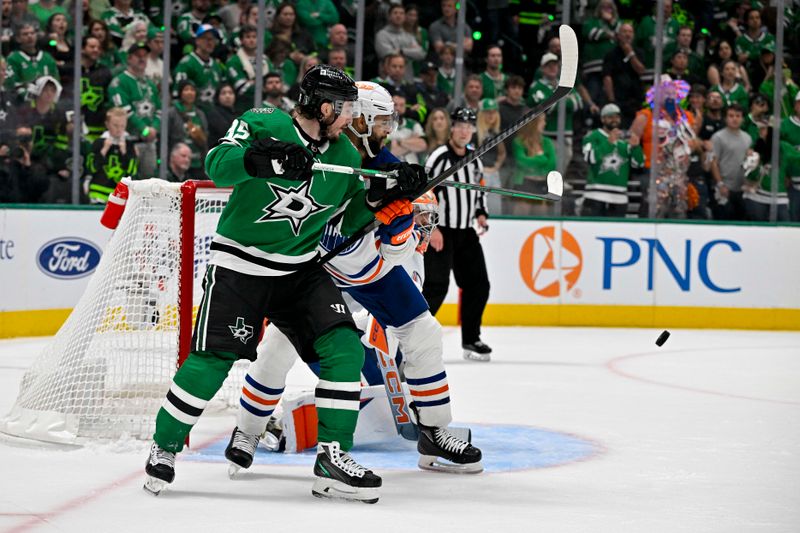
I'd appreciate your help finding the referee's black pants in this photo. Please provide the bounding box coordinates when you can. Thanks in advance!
[423,227,490,345]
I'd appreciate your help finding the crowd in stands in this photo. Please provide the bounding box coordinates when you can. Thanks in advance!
[0,0,798,221]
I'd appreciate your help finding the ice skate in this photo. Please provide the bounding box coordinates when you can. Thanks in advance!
[143,442,175,496]
[418,425,483,474]
[312,442,382,504]
[462,340,492,362]
[225,426,260,478]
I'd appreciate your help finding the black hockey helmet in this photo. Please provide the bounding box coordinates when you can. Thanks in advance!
[298,65,359,113]
[450,106,477,125]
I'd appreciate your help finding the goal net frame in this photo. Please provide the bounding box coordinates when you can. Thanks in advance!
[0,179,244,445]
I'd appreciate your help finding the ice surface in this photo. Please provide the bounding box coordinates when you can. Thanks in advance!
[0,327,798,533]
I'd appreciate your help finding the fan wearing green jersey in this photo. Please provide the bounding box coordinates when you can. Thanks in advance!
[144,65,424,504]
[581,103,644,217]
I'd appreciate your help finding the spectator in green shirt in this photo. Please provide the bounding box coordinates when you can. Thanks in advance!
[510,114,556,216]
[295,0,339,49]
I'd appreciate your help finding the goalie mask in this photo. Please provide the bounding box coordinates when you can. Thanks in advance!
[349,81,399,158]
[413,191,439,253]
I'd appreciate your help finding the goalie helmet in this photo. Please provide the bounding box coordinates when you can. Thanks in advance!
[349,81,399,157]
[413,190,439,246]
[298,65,360,121]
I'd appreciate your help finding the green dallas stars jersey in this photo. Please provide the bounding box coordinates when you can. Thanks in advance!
[173,52,227,110]
[527,77,582,136]
[204,107,374,276]
[5,50,60,101]
[480,71,506,99]
[710,82,749,110]
[581,17,619,75]
[744,142,800,202]
[582,128,644,204]
[634,14,679,70]
[225,51,270,113]
[781,115,800,149]
[108,70,161,138]
[735,31,775,63]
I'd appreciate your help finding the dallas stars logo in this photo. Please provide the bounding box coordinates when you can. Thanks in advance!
[228,317,254,344]
[600,149,624,174]
[256,180,331,236]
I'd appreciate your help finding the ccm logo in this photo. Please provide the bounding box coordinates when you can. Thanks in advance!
[37,238,102,279]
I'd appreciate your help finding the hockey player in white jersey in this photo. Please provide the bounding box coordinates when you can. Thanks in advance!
[225,82,483,478]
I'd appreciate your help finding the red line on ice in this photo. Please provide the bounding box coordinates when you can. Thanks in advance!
[606,346,800,406]
[5,431,230,533]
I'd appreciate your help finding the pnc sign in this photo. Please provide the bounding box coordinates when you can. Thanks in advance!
[519,226,582,298]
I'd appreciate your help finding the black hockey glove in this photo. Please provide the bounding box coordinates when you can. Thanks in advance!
[367,163,429,206]
[243,138,314,180]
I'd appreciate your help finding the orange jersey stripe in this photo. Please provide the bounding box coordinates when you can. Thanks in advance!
[242,387,280,406]
[410,384,450,397]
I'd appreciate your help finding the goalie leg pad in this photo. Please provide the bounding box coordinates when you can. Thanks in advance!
[388,312,452,428]
[237,325,297,435]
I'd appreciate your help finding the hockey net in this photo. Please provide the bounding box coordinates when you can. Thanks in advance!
[0,179,248,444]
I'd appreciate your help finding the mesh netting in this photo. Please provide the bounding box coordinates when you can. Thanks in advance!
[0,179,246,444]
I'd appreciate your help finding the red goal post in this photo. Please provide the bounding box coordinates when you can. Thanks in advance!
[0,179,246,445]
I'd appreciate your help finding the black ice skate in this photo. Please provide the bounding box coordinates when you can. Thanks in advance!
[462,340,492,362]
[225,426,260,478]
[418,425,483,474]
[143,442,175,496]
[312,441,382,504]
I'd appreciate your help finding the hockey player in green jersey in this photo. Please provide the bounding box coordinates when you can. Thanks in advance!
[581,103,644,217]
[144,65,424,503]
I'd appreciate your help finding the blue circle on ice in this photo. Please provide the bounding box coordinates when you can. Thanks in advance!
[186,424,600,472]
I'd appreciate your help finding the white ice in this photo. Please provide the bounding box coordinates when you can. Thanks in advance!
[0,326,798,533]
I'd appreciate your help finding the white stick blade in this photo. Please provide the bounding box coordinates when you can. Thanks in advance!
[547,171,564,198]
[558,25,579,89]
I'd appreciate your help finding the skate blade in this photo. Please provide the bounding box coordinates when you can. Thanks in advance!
[418,455,484,474]
[143,475,169,496]
[463,350,491,362]
[311,478,380,504]
[228,462,243,479]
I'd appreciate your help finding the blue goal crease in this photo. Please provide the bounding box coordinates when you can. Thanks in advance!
[183,423,600,473]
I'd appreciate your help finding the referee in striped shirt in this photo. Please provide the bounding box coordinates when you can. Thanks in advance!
[423,107,492,362]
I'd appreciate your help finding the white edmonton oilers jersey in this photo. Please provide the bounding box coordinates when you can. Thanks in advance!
[320,225,388,288]
[319,221,418,288]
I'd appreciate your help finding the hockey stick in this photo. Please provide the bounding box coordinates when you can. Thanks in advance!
[363,314,419,440]
[312,163,564,202]
[314,24,578,268]
[444,172,563,201]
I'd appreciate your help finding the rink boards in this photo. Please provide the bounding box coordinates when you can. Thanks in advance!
[0,207,798,337]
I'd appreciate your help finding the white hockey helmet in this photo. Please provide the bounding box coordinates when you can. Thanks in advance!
[349,81,399,157]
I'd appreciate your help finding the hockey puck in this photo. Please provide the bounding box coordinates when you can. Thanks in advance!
[655,330,671,347]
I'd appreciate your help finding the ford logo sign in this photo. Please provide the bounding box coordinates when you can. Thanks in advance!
[37,238,102,279]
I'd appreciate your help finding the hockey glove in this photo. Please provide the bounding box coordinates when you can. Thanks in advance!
[243,138,314,180]
[376,213,415,246]
[374,199,414,225]
[367,163,429,205]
